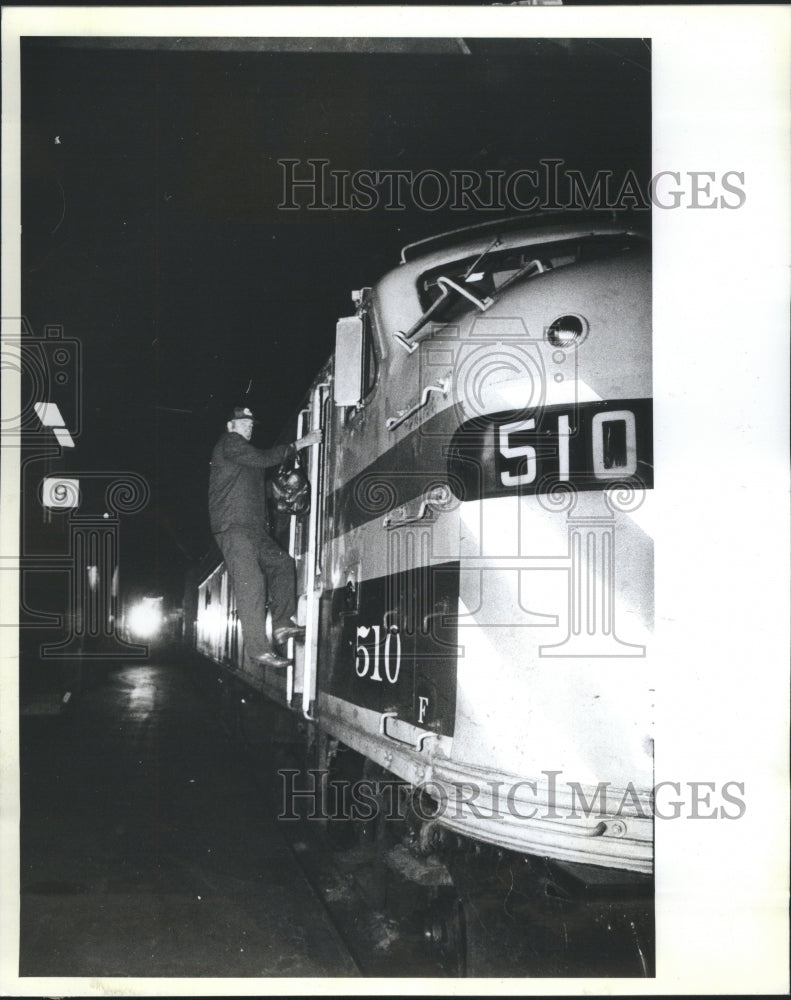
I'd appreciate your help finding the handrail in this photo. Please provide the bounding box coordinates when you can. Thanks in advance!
[383,484,453,528]
[393,276,493,354]
[302,382,329,722]
[385,379,450,431]
[379,710,441,753]
[289,407,310,560]
[287,407,310,709]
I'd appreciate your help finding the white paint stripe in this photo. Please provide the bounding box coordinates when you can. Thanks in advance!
[325,506,461,589]
[545,376,602,406]
[485,375,602,411]
[326,491,570,589]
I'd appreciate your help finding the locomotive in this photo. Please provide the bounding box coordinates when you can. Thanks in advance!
[192,213,654,975]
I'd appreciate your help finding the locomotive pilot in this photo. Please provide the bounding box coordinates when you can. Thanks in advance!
[208,405,321,670]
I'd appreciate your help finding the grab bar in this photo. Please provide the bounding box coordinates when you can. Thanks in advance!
[385,379,450,431]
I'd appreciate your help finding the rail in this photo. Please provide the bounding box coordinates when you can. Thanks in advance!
[379,710,441,753]
[385,379,450,431]
[302,382,329,721]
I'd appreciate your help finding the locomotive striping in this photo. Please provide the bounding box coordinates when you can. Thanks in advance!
[328,406,460,536]
[325,397,653,540]
[192,223,654,896]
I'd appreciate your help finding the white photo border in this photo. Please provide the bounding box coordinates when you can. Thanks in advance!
[2,5,789,996]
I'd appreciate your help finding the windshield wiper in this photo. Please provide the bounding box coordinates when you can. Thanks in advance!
[393,256,546,354]
[393,275,495,353]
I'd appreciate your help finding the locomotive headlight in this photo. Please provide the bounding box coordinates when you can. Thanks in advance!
[128,598,163,639]
[546,313,587,348]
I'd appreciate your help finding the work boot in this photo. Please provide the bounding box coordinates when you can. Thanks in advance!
[254,649,291,670]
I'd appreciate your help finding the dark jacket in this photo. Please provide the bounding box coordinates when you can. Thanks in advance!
[208,431,288,536]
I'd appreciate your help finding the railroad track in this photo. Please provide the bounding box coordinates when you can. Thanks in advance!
[192,658,453,977]
[192,654,654,979]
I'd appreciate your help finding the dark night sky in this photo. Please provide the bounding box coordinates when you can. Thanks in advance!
[21,37,650,602]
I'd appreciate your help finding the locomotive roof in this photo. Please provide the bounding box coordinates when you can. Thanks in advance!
[398,211,649,267]
[372,213,649,351]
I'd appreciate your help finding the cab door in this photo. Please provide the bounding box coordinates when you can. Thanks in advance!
[320,304,458,745]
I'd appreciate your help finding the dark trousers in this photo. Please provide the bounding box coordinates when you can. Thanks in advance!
[214,529,296,662]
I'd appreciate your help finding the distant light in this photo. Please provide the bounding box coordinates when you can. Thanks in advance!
[128,598,163,639]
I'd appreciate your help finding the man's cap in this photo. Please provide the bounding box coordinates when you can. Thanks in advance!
[227,405,258,423]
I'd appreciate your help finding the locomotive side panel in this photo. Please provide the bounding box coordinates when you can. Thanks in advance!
[192,218,654,875]
[313,224,654,872]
